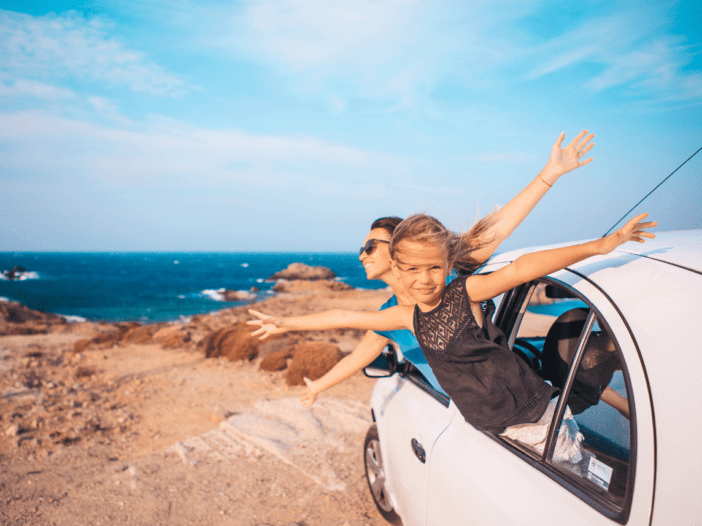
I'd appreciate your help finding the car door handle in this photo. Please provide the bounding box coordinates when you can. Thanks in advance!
[411,438,426,463]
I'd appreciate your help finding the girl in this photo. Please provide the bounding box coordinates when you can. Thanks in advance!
[301,130,595,407]
[248,212,655,460]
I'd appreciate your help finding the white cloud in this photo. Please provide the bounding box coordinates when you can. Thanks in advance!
[524,6,702,103]
[216,0,702,108]
[214,0,522,106]
[0,9,190,96]
[0,77,77,100]
[0,109,374,186]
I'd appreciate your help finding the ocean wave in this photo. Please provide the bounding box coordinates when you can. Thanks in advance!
[0,296,10,302]
[202,288,226,302]
[1,270,40,281]
[61,314,87,323]
[201,288,257,302]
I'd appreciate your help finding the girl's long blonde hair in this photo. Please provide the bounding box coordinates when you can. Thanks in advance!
[389,212,498,275]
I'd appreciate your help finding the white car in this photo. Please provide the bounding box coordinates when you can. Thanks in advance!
[363,229,702,526]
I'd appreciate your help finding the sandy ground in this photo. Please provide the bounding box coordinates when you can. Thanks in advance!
[1,285,556,526]
[1,288,394,526]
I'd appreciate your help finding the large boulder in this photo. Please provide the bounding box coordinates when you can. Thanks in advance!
[219,289,256,301]
[285,341,341,386]
[152,324,193,349]
[197,323,262,361]
[268,263,336,281]
[272,279,352,293]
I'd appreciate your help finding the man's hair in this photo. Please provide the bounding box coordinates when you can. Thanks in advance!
[370,216,403,234]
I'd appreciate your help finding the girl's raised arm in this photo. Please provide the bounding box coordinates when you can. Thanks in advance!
[469,130,595,265]
[247,305,413,340]
[466,213,657,302]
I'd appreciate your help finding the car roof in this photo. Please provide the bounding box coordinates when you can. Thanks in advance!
[613,229,702,274]
[489,229,702,275]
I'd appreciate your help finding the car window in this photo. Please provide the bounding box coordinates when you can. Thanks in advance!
[511,282,588,372]
[502,279,634,518]
[548,316,631,507]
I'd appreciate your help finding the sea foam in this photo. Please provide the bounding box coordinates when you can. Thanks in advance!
[201,288,226,302]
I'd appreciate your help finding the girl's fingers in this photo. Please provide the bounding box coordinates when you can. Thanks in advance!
[579,142,595,155]
[246,320,261,326]
[575,132,593,150]
[555,131,565,147]
[570,129,588,145]
[248,309,270,320]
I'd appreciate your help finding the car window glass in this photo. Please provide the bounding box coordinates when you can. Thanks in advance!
[543,316,631,506]
[513,282,587,372]
[506,281,633,515]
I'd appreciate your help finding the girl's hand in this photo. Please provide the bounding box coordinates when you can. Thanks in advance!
[247,309,286,340]
[300,377,320,407]
[599,213,657,255]
[543,130,595,184]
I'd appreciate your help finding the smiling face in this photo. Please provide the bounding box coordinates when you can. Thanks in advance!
[390,240,450,310]
[359,228,394,281]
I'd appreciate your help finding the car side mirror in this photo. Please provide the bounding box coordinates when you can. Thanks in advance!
[364,345,399,378]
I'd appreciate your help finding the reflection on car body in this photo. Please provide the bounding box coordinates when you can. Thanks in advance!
[363,230,702,526]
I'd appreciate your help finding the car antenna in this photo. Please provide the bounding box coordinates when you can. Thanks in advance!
[603,145,702,236]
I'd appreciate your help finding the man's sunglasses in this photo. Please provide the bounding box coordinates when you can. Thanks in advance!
[359,239,390,256]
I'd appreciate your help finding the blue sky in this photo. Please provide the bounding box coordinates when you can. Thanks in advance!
[1,0,700,252]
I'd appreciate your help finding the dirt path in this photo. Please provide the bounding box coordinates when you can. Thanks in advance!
[1,290,392,526]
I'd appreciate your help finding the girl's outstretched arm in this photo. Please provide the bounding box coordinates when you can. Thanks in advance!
[466,213,657,302]
[300,330,390,407]
[247,305,413,340]
[469,130,595,264]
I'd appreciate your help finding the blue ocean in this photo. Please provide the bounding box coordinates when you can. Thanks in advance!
[0,253,384,323]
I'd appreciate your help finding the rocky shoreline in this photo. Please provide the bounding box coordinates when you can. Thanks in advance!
[0,264,392,525]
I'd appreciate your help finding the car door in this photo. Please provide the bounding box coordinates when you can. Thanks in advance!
[424,269,655,525]
[375,359,455,526]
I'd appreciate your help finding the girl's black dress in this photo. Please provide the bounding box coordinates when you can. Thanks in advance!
[414,275,557,433]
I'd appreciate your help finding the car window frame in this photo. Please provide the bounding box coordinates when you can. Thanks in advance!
[387,342,451,408]
[491,276,637,524]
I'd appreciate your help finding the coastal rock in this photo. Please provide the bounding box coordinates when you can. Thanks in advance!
[121,323,165,345]
[1,265,29,281]
[273,279,352,293]
[285,341,341,386]
[72,323,138,352]
[220,289,256,302]
[0,301,66,335]
[197,323,261,361]
[268,263,336,281]
[259,349,291,372]
[152,325,192,349]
